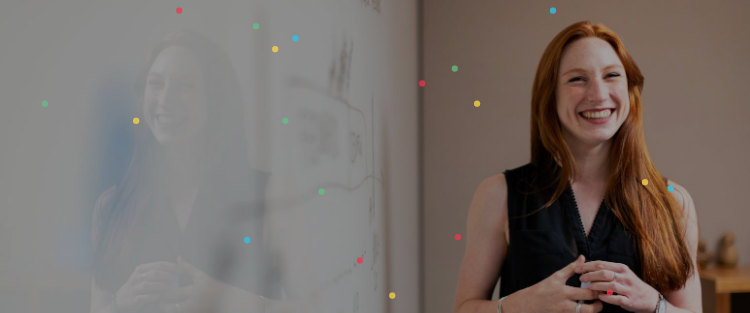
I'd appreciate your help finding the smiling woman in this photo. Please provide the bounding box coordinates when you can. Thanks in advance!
[453,21,702,313]
[88,29,276,313]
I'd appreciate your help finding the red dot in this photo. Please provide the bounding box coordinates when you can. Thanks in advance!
[356,257,363,264]
[419,80,426,87]
[455,234,461,240]
[176,7,183,14]
[607,289,613,296]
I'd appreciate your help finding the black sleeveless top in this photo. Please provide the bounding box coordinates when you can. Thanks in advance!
[93,164,281,312]
[499,163,666,313]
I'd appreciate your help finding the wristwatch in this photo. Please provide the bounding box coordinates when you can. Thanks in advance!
[654,291,666,313]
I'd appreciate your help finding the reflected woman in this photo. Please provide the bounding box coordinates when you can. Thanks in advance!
[89,29,283,313]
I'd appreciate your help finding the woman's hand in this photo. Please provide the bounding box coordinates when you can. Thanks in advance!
[505,255,603,313]
[115,261,183,313]
[159,256,230,313]
[575,260,659,313]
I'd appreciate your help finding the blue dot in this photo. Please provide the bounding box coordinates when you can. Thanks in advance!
[550,7,556,14]
[668,185,674,192]
[292,35,299,42]
[244,237,251,243]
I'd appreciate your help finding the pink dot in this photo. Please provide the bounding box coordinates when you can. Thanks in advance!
[176,7,183,14]
[419,80,426,87]
[607,289,613,296]
[455,234,461,240]
[356,257,363,264]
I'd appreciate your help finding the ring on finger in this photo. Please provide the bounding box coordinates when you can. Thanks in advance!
[576,301,582,313]
[612,272,617,283]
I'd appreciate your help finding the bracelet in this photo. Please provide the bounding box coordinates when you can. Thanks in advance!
[110,292,121,313]
[497,296,508,313]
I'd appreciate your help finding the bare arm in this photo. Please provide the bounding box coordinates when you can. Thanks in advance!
[660,181,702,313]
[453,174,509,313]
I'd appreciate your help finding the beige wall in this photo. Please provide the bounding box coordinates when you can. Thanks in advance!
[423,0,750,312]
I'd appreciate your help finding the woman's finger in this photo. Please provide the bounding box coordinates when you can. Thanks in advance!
[135,281,173,295]
[564,285,599,301]
[581,269,617,283]
[137,261,183,276]
[132,294,162,306]
[143,270,180,284]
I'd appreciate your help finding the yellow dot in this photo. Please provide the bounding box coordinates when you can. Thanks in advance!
[133,117,140,124]
[642,179,648,186]
[474,100,480,107]
[389,292,396,299]
[272,46,279,53]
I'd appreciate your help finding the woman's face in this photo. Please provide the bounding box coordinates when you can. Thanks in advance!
[555,37,629,148]
[143,45,208,147]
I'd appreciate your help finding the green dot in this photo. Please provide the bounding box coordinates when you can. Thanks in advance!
[452,65,458,72]
[318,188,325,195]
[42,101,48,107]
[253,23,260,30]
[282,118,289,124]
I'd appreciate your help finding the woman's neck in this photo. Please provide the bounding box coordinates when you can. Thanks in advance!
[567,139,611,185]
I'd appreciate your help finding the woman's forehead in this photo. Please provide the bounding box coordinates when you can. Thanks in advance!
[559,38,622,73]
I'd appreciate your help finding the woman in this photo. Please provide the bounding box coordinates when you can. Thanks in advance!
[453,21,702,313]
[89,29,300,313]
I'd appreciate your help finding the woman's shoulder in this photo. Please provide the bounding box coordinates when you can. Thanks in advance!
[665,179,695,213]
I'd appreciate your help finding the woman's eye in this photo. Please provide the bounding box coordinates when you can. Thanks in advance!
[569,77,583,82]
[607,73,621,78]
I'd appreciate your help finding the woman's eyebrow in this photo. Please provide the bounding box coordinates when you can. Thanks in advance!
[561,64,624,76]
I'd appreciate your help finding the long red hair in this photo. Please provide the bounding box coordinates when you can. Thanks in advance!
[529,21,692,294]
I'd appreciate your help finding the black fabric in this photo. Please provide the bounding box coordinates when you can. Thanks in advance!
[499,163,666,313]
[95,165,279,312]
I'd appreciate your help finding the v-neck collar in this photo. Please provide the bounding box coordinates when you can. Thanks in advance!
[167,181,205,237]
[563,183,608,258]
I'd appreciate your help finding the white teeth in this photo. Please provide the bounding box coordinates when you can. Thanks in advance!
[581,110,612,119]
[158,115,183,124]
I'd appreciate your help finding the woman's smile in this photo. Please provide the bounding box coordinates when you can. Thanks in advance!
[578,108,615,124]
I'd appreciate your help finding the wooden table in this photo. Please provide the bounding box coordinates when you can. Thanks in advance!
[699,265,750,313]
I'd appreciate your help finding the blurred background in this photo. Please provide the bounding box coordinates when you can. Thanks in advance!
[1,0,749,313]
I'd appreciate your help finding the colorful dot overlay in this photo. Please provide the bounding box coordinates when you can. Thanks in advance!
[176,7,183,14]
[474,101,480,107]
[319,188,325,195]
[641,179,648,186]
[282,118,289,124]
[253,23,260,30]
[244,237,251,243]
[607,289,613,296]
[357,257,363,264]
[668,185,674,192]
[550,7,556,14]
[42,101,48,107]
[419,80,425,87]
[293,35,299,42]
[133,118,140,124]
[451,65,458,72]
[455,234,461,240]
[272,46,279,53]
[389,292,396,299]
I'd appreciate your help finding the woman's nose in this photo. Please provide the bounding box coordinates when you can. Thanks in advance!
[586,78,609,103]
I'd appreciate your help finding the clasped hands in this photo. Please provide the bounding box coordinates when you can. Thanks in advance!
[575,259,660,313]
